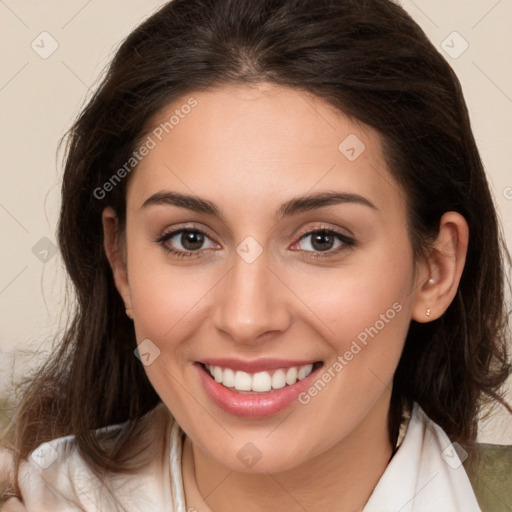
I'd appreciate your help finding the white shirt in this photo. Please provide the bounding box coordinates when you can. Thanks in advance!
[2,402,481,511]
[363,404,481,511]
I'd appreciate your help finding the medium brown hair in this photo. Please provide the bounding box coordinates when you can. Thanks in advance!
[4,0,511,493]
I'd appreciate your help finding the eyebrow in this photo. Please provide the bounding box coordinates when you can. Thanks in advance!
[141,190,377,219]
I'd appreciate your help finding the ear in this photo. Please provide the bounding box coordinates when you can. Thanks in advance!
[102,207,133,319]
[412,211,469,323]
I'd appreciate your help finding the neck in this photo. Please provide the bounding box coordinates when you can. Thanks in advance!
[182,394,394,512]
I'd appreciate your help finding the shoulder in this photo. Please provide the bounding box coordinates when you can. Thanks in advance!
[465,442,512,512]
[411,406,512,512]
[364,402,482,512]
[3,433,96,512]
[2,403,175,512]
[408,404,482,510]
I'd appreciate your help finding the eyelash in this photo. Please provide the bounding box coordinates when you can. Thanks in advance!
[155,223,355,260]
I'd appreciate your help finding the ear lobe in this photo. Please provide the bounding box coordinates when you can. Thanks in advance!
[412,211,469,323]
[102,207,133,317]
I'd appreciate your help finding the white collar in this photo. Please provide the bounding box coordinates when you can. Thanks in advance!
[363,403,481,511]
[169,403,481,512]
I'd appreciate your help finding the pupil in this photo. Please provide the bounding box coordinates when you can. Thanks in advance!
[312,232,333,251]
[182,230,204,250]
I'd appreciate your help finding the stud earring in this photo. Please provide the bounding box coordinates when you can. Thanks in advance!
[428,278,435,286]
[426,308,431,317]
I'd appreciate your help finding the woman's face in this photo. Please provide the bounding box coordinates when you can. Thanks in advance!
[115,83,424,472]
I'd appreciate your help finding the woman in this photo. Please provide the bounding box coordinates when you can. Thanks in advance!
[1,0,510,510]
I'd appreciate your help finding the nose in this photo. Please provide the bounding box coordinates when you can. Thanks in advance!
[212,246,291,345]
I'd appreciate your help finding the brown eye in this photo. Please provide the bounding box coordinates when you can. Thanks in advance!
[156,227,218,258]
[179,230,205,251]
[291,228,355,260]
[298,229,353,252]
[309,231,337,251]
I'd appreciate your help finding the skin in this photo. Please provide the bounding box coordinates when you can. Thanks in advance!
[103,82,468,512]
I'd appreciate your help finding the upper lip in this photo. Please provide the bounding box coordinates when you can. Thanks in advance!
[197,358,321,373]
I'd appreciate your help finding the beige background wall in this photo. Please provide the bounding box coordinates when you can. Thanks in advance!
[1,0,511,443]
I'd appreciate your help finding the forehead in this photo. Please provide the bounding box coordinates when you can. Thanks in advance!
[127,83,405,218]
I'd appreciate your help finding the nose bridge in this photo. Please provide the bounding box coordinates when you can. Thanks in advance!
[213,242,290,343]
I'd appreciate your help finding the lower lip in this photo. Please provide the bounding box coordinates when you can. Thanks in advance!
[195,362,323,418]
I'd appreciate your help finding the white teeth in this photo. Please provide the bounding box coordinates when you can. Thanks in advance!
[234,371,252,391]
[213,366,223,383]
[285,367,297,385]
[271,369,286,390]
[297,364,313,381]
[205,363,316,392]
[252,372,272,392]
[223,368,235,388]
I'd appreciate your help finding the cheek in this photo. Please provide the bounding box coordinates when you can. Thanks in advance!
[126,230,216,340]
[290,239,414,353]
[287,238,415,407]
[125,242,217,395]
[130,269,213,340]
[126,255,216,412]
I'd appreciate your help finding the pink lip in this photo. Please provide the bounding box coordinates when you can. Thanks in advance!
[198,357,319,373]
[195,361,323,418]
